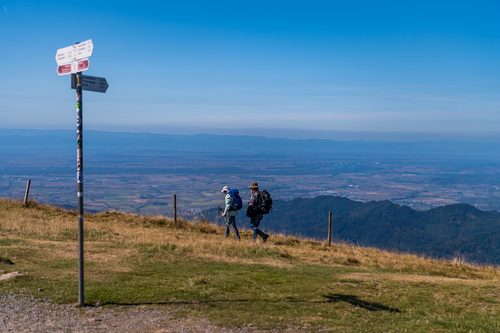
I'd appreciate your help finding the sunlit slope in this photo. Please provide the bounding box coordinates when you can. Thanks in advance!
[1,198,498,332]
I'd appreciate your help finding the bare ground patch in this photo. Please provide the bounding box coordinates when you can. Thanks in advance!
[339,272,498,286]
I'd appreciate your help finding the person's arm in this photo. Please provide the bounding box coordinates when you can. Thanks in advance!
[223,194,232,215]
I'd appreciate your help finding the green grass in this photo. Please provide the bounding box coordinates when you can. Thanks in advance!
[2,243,498,332]
[0,199,499,332]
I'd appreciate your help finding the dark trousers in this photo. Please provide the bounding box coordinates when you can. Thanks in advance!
[249,214,266,241]
[224,215,240,240]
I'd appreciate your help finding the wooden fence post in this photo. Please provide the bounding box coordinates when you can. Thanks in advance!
[23,179,31,207]
[328,211,332,246]
[174,194,177,227]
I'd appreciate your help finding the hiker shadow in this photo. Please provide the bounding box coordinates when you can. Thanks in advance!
[324,293,400,313]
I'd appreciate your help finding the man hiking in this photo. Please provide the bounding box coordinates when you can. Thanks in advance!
[220,186,241,241]
[246,182,269,243]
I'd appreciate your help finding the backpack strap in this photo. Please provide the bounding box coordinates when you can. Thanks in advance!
[257,191,264,207]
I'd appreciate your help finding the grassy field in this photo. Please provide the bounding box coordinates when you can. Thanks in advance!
[0,198,499,332]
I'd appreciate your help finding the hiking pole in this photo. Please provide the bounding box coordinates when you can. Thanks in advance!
[217,206,236,237]
[217,206,230,227]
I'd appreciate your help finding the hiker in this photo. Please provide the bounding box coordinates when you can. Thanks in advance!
[246,182,269,243]
[220,186,241,240]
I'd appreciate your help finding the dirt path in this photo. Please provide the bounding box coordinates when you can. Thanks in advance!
[0,293,269,333]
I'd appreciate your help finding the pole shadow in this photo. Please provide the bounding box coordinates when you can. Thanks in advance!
[324,293,401,313]
[93,294,400,313]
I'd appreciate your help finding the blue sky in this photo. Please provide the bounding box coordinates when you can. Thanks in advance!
[1,0,499,141]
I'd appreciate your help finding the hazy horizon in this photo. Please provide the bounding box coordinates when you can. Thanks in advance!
[2,126,500,143]
[1,1,499,142]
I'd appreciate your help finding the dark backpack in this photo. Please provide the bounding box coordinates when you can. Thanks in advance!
[228,189,243,211]
[258,190,273,214]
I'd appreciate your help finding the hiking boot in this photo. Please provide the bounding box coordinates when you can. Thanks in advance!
[262,234,269,243]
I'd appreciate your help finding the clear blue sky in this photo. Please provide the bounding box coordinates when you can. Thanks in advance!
[1,0,499,141]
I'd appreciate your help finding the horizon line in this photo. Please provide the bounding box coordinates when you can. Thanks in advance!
[1,127,500,143]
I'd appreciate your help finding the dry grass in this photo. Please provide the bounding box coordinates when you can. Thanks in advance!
[2,198,500,332]
[1,198,498,282]
[338,272,498,286]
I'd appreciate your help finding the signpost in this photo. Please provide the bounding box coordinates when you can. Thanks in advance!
[71,74,109,93]
[55,39,108,306]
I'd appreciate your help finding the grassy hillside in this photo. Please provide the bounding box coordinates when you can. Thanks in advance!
[210,196,500,265]
[0,198,499,332]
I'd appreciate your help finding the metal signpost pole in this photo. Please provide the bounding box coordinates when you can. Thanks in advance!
[56,39,107,306]
[76,72,84,306]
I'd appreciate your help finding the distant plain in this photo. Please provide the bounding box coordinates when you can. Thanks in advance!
[1,129,500,217]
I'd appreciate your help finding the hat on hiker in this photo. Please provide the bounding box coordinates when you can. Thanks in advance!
[248,182,259,189]
[221,186,230,193]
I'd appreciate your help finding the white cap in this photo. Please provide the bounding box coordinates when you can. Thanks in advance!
[221,186,230,193]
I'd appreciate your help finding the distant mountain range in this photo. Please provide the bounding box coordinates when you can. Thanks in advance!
[201,196,500,266]
[2,129,500,159]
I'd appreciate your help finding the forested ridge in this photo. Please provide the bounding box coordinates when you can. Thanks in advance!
[203,196,500,266]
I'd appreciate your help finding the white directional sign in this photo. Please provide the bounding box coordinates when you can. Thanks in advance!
[55,39,93,65]
[71,74,109,93]
[57,58,90,76]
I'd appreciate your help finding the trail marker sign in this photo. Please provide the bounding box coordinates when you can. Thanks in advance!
[55,39,93,65]
[57,58,90,76]
[71,74,109,93]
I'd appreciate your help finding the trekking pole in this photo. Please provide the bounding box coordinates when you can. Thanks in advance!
[217,206,230,227]
[217,206,236,237]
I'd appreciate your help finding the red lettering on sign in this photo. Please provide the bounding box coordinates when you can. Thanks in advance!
[57,64,72,74]
[78,60,89,71]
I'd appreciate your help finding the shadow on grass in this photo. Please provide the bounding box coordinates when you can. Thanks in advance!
[324,293,401,312]
[95,294,400,313]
